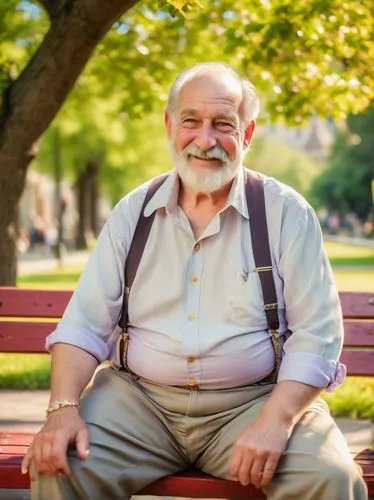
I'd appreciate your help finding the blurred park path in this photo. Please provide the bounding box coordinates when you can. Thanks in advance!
[324,234,374,248]
[17,249,90,276]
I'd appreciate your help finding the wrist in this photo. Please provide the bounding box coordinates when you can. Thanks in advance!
[46,399,80,417]
[260,402,296,427]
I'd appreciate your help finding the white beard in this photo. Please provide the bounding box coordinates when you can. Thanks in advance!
[170,142,244,194]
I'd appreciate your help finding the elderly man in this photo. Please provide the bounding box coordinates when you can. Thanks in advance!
[24,63,367,500]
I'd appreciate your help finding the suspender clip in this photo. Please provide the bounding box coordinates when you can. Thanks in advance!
[264,302,278,311]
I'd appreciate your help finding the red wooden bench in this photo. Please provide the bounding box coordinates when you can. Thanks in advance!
[0,287,373,498]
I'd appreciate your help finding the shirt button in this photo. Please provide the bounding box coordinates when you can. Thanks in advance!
[188,314,196,321]
[190,276,198,283]
[187,356,196,363]
[194,243,201,251]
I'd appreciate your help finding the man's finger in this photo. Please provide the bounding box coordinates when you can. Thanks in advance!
[260,456,280,486]
[49,432,71,476]
[21,448,32,475]
[250,457,267,488]
[40,440,52,465]
[75,427,90,461]
[29,459,37,482]
[237,452,255,486]
[228,447,243,479]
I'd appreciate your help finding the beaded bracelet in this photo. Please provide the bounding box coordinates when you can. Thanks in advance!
[46,399,80,416]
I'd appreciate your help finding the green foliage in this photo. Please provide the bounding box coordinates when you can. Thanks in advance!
[322,377,374,420]
[246,135,322,197]
[213,0,374,123]
[4,0,374,209]
[0,1,48,91]
[310,107,374,221]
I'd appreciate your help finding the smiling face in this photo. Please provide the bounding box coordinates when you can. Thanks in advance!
[166,72,254,193]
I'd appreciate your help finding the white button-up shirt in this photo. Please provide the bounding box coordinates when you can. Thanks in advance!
[47,167,345,390]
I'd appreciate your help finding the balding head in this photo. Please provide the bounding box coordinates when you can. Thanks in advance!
[166,63,260,127]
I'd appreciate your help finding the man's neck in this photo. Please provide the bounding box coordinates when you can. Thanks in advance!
[178,179,233,210]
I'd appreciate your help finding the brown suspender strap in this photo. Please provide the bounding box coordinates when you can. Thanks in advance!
[244,169,280,380]
[118,173,169,331]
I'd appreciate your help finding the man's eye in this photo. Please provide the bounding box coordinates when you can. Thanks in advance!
[182,118,198,127]
[216,122,234,130]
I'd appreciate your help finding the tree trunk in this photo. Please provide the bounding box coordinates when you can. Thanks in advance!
[0,0,138,285]
[87,162,100,237]
[75,161,100,249]
[75,167,90,250]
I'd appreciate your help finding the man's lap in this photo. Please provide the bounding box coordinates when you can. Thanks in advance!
[32,367,367,499]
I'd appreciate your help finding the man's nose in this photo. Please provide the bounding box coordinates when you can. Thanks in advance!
[194,123,217,151]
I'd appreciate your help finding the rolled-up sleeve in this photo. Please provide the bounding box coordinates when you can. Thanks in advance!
[277,198,346,391]
[46,185,147,362]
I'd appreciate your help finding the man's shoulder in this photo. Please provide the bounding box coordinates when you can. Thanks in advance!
[109,171,173,227]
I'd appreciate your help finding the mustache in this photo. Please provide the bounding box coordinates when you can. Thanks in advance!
[182,143,229,162]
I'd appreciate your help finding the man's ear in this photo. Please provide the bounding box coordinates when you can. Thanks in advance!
[243,121,255,149]
[165,112,172,140]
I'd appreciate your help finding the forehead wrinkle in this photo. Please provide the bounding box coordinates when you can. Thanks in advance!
[179,101,240,120]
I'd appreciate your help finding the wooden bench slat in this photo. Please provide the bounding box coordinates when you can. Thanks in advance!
[0,433,34,446]
[339,291,374,319]
[0,288,72,318]
[344,321,374,346]
[340,351,374,376]
[0,322,56,353]
[0,444,29,454]
[0,463,30,489]
[138,470,266,499]
[0,289,373,319]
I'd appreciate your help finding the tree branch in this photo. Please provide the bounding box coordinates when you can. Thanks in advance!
[36,0,67,19]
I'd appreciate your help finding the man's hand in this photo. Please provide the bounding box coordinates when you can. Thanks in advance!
[229,416,292,489]
[21,407,89,480]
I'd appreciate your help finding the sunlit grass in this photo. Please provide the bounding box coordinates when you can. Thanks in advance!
[18,266,81,289]
[325,241,374,267]
[0,353,50,389]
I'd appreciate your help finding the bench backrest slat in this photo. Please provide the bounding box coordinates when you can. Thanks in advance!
[0,322,56,353]
[339,291,374,319]
[340,351,374,377]
[1,289,373,318]
[343,321,374,346]
[0,288,71,318]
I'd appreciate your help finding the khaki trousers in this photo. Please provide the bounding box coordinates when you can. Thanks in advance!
[31,367,367,500]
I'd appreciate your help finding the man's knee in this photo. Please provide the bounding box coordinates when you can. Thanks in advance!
[311,458,367,499]
[264,455,367,500]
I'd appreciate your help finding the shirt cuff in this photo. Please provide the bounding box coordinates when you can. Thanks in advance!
[278,351,346,391]
[46,325,109,363]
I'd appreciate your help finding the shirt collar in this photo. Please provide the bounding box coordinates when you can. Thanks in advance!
[223,167,249,220]
[143,169,179,217]
[143,167,249,220]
